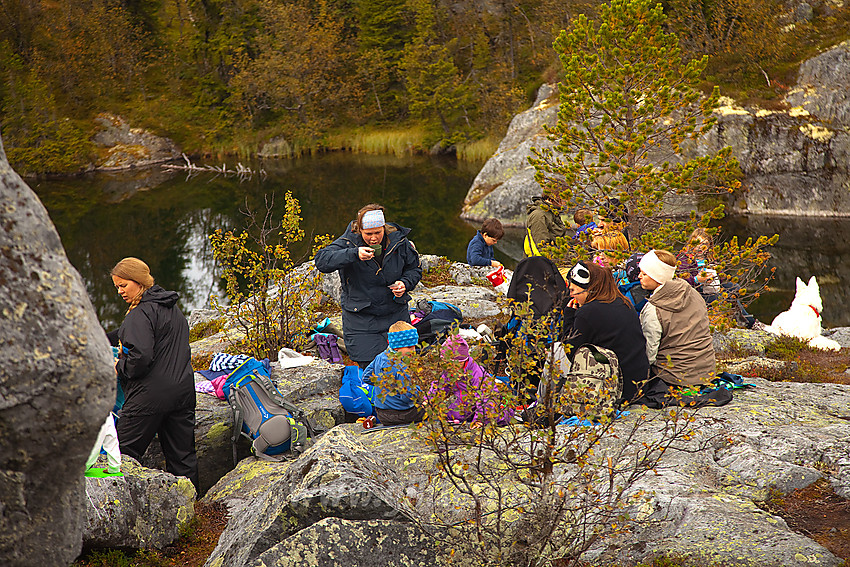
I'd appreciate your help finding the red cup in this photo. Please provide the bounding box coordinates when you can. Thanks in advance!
[486,265,505,287]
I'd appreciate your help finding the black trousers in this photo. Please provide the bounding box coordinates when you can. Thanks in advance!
[117,405,199,491]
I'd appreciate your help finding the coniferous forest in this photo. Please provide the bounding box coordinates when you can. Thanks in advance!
[0,0,848,176]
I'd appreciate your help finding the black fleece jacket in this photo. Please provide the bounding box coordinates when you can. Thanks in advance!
[116,285,195,416]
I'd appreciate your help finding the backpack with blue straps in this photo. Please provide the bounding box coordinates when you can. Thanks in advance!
[223,357,320,464]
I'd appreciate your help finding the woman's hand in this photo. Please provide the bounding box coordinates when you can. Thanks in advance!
[358,247,375,261]
[491,260,502,267]
[389,281,406,297]
[567,297,581,309]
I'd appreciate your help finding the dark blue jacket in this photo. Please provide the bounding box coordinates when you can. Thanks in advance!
[466,231,494,267]
[314,222,422,316]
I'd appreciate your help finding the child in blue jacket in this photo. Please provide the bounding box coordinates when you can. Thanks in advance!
[363,321,425,425]
[466,218,504,267]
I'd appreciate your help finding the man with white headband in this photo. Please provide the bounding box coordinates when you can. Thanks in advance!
[314,203,422,367]
[637,249,715,387]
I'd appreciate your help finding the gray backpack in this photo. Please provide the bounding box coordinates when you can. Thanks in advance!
[538,342,623,421]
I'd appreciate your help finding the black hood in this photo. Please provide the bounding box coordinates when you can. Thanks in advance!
[141,284,179,308]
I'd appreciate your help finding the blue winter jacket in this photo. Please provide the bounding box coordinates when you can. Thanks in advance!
[314,221,422,316]
[363,349,418,411]
[466,231,495,267]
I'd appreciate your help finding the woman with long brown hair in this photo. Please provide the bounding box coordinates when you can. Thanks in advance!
[562,261,649,401]
[111,257,198,490]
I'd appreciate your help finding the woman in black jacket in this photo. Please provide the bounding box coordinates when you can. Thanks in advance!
[562,261,649,401]
[111,257,198,490]
[314,204,422,367]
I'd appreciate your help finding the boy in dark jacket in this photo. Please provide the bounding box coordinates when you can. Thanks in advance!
[466,218,504,267]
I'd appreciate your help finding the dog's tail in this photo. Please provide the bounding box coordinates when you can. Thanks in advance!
[808,335,842,351]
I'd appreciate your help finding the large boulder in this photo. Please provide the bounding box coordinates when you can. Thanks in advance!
[204,377,850,566]
[83,458,196,550]
[92,113,180,170]
[253,517,438,567]
[203,426,416,567]
[462,41,850,222]
[461,84,558,226]
[0,136,115,565]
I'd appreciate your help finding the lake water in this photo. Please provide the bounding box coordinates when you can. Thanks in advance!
[29,153,850,330]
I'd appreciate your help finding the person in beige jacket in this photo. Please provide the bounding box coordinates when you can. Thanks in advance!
[637,250,715,387]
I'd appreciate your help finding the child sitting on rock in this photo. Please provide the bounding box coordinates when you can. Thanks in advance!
[363,321,425,426]
[429,335,512,425]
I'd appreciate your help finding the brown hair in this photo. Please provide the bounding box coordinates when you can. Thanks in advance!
[389,320,415,332]
[481,218,504,239]
[654,249,677,266]
[591,231,629,253]
[353,203,393,234]
[585,262,631,306]
[574,208,593,225]
[685,228,716,261]
[111,257,154,313]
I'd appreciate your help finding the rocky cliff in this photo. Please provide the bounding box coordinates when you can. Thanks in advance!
[462,41,850,224]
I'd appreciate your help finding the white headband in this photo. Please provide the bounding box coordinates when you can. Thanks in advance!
[639,250,676,285]
[361,209,385,229]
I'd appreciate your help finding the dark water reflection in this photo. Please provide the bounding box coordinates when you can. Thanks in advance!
[30,154,850,330]
[31,154,485,330]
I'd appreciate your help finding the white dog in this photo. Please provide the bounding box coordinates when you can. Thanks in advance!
[763,276,841,351]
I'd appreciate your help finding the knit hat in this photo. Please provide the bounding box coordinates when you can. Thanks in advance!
[638,250,676,285]
[361,209,385,229]
[388,328,418,350]
[567,261,591,289]
[441,335,470,361]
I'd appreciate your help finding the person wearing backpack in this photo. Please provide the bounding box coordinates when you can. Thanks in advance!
[637,249,715,387]
[363,322,426,426]
[561,261,649,401]
[111,257,198,490]
[315,204,422,368]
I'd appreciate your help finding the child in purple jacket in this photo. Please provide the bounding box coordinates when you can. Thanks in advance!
[431,335,512,425]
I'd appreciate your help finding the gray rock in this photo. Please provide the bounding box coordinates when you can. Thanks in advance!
[83,458,196,550]
[795,1,814,21]
[188,308,223,331]
[0,135,115,566]
[259,137,294,159]
[252,517,439,567]
[409,284,503,319]
[787,40,850,128]
[721,356,788,375]
[92,113,180,170]
[206,378,850,567]
[823,326,850,347]
[461,85,558,225]
[713,328,778,355]
[465,42,850,221]
[203,426,414,567]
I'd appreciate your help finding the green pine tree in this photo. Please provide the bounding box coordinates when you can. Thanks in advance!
[529,0,777,323]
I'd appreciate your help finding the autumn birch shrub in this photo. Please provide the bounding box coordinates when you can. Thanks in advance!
[386,304,701,567]
[528,0,777,320]
[209,192,321,361]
